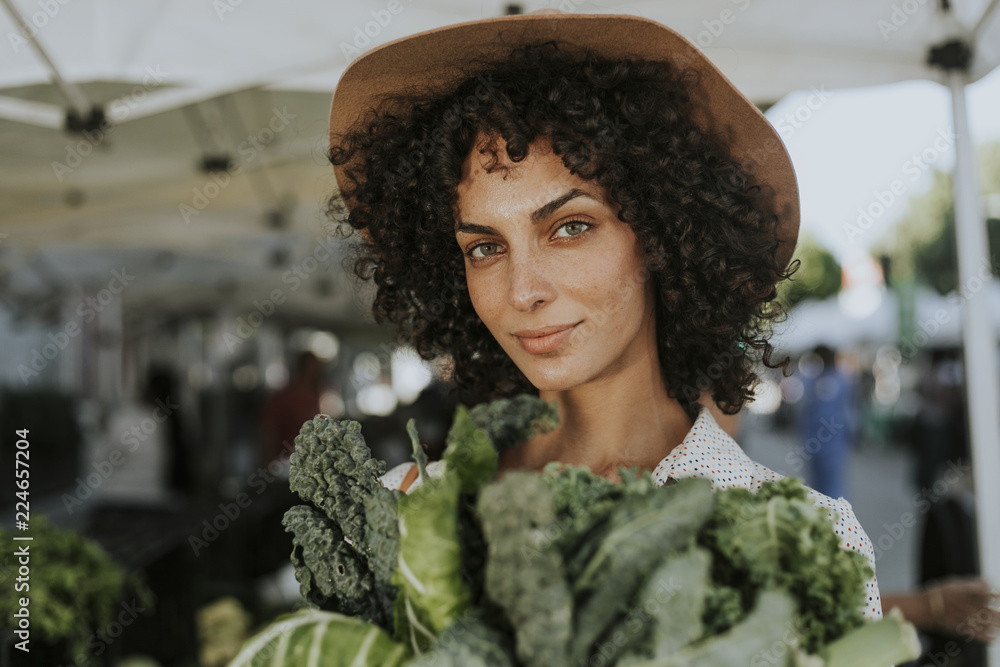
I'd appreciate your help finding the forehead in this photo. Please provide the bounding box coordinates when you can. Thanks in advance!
[455,134,605,219]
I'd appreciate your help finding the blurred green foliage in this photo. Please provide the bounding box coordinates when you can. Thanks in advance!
[875,141,1000,294]
[0,516,153,661]
[778,232,843,308]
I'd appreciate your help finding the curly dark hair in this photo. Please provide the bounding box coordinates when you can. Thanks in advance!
[327,40,795,416]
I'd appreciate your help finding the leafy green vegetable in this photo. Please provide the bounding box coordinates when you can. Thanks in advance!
[821,607,922,667]
[569,477,715,664]
[229,608,410,667]
[698,476,872,652]
[283,413,400,630]
[287,417,387,549]
[393,459,468,649]
[0,516,153,663]
[625,547,712,659]
[405,609,516,667]
[282,504,390,625]
[363,483,402,586]
[629,589,797,667]
[442,406,499,494]
[241,393,921,667]
[466,394,559,456]
[478,471,573,667]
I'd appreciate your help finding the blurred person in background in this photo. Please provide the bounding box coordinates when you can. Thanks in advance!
[259,351,325,465]
[146,365,195,499]
[914,347,967,492]
[95,365,189,504]
[883,578,999,661]
[798,344,858,501]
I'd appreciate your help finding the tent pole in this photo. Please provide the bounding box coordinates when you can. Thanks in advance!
[946,68,1000,667]
[974,0,1000,39]
[0,0,92,119]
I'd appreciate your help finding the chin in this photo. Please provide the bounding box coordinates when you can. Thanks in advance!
[514,357,593,393]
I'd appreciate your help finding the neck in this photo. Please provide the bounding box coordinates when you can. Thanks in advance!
[509,347,694,481]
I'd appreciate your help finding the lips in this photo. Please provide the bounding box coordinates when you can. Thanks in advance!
[512,322,580,355]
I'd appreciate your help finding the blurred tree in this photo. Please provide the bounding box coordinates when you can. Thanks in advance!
[875,141,1000,295]
[778,232,842,308]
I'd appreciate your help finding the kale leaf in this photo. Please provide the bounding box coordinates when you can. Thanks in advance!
[253,393,919,667]
[283,414,399,630]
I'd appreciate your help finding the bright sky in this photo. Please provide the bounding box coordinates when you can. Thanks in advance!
[766,65,1000,264]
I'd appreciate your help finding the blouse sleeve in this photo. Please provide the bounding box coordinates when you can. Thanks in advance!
[378,460,446,493]
[379,461,416,492]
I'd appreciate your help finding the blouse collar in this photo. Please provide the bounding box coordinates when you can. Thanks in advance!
[651,404,757,491]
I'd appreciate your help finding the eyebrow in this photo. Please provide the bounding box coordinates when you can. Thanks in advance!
[455,188,600,235]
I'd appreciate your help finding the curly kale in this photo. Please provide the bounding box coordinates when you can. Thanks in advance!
[538,464,658,582]
[364,485,402,585]
[283,414,399,630]
[253,394,915,667]
[698,475,872,653]
[467,394,559,455]
[282,504,386,622]
[477,472,573,667]
[288,417,387,548]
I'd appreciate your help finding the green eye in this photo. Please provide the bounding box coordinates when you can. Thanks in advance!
[470,243,499,259]
[556,221,589,237]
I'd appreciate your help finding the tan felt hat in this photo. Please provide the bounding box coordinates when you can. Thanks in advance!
[329,11,799,268]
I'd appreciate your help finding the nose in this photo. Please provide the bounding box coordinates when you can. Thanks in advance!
[506,251,556,312]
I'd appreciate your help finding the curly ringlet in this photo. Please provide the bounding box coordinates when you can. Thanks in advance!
[326,40,797,416]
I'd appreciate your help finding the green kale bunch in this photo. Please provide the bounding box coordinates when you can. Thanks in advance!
[281,416,399,629]
[237,394,919,667]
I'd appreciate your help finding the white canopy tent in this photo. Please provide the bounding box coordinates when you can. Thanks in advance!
[1,2,998,658]
[772,280,1000,352]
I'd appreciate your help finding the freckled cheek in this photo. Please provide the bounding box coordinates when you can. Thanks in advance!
[566,248,640,315]
[466,274,504,332]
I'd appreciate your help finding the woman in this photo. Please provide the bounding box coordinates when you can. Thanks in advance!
[326,12,882,621]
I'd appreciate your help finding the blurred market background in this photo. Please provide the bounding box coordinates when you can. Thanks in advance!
[1,1,999,666]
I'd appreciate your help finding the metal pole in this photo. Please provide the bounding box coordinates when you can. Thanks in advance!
[0,0,92,118]
[946,68,1000,667]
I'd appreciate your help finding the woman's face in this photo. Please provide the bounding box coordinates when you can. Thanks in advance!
[454,134,658,392]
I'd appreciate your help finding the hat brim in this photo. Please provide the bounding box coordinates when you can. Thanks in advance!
[329,12,799,268]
